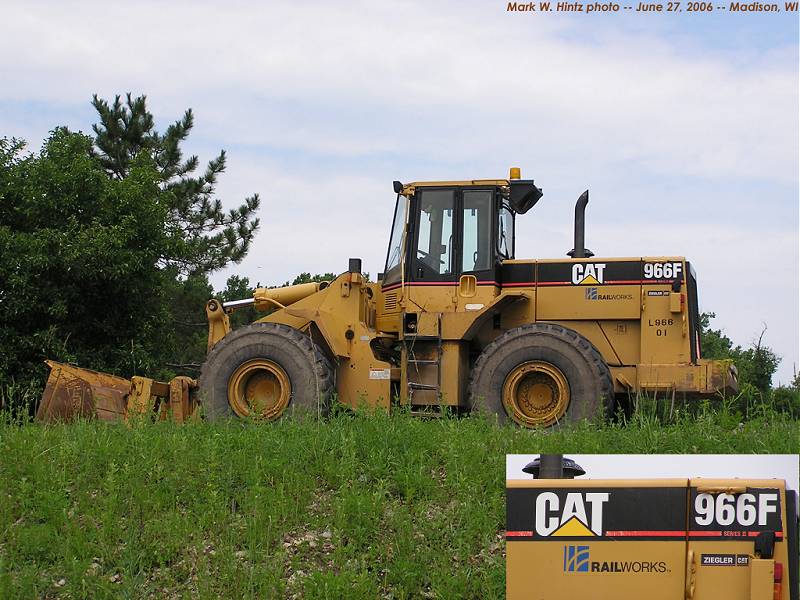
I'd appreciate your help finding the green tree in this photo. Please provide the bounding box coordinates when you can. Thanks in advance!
[156,270,215,377]
[91,93,260,275]
[699,312,780,411]
[0,130,171,393]
[287,272,338,286]
[771,371,800,418]
[293,272,370,284]
[1,96,265,410]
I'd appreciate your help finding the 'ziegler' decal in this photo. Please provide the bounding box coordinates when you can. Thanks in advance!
[700,554,750,567]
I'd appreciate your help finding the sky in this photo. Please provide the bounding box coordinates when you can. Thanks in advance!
[1,0,797,383]
[506,454,800,494]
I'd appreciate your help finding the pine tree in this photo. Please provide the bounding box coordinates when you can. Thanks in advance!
[91,93,260,274]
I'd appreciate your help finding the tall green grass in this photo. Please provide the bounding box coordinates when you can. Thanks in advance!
[0,382,40,421]
[1,407,798,599]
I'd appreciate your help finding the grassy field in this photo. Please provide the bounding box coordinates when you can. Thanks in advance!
[1,407,798,599]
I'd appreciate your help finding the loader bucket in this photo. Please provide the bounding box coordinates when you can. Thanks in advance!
[36,360,132,422]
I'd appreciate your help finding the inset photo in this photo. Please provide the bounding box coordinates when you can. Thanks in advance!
[506,454,799,599]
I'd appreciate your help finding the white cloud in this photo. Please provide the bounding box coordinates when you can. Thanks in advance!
[2,1,796,180]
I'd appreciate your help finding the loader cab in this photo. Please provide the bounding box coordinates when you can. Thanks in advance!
[382,172,541,291]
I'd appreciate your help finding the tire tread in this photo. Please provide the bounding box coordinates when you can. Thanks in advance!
[199,322,334,420]
[467,322,614,426]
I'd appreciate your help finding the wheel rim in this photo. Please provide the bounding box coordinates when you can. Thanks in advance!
[502,361,570,427]
[227,359,291,420]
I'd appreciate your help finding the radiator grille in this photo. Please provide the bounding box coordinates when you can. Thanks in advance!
[384,292,398,311]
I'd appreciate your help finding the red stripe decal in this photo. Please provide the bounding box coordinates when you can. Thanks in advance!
[382,281,500,291]
[384,280,651,291]
[606,530,686,538]
[385,279,670,291]
[504,530,782,539]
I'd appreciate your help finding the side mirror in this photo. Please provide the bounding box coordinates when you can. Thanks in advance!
[509,180,543,214]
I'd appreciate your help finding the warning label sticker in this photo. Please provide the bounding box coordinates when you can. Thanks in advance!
[368,368,391,380]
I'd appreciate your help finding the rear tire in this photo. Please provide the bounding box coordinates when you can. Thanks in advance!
[468,323,613,427]
[198,322,334,421]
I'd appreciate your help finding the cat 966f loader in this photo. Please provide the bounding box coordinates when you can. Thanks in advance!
[37,168,737,428]
[507,461,798,599]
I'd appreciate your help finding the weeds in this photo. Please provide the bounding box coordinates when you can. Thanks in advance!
[0,405,797,598]
[0,382,39,425]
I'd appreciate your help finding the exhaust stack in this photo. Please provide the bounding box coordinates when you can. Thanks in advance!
[522,455,586,479]
[567,190,594,259]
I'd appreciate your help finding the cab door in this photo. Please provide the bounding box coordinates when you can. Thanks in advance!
[405,188,458,314]
[453,189,502,313]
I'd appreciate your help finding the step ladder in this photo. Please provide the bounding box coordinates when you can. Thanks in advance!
[403,313,442,404]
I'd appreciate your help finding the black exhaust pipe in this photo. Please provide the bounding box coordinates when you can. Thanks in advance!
[567,190,594,259]
[539,454,565,479]
[522,455,586,479]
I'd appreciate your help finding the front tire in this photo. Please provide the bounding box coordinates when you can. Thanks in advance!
[198,322,334,421]
[468,323,613,427]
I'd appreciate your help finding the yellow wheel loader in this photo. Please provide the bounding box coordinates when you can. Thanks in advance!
[506,457,799,599]
[37,168,738,428]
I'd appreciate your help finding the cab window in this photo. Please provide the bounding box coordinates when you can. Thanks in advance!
[383,195,407,285]
[415,189,454,277]
[498,203,514,259]
[462,190,493,272]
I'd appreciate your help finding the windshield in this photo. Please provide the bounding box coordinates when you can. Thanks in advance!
[498,204,514,259]
[383,195,408,286]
